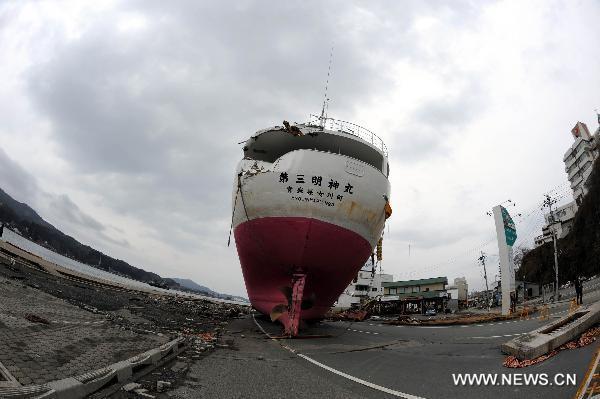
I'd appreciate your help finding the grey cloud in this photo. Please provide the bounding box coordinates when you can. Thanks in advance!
[0,147,39,202]
[44,192,131,248]
[391,224,485,250]
[413,80,485,129]
[24,1,442,254]
[390,80,487,163]
[48,194,105,232]
[0,147,129,248]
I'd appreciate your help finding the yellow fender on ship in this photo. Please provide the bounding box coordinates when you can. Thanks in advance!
[384,201,392,219]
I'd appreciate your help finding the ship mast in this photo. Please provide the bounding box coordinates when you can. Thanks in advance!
[319,45,334,128]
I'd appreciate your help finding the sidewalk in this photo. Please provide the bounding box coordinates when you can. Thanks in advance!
[0,275,168,386]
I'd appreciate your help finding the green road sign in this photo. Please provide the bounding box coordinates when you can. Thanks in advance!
[501,206,517,246]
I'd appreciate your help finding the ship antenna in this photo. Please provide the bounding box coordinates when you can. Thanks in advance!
[319,45,334,127]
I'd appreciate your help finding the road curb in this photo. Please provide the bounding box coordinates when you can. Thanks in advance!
[0,337,185,399]
[501,301,600,360]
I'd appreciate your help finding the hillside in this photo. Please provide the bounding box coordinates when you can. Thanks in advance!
[172,277,248,302]
[0,189,53,229]
[0,188,178,287]
[517,157,600,285]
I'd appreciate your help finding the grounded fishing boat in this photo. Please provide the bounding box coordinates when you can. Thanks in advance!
[232,115,391,336]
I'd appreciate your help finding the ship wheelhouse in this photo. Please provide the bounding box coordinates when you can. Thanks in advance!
[242,117,389,177]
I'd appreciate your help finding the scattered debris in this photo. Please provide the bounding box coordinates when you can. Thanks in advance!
[133,387,155,398]
[382,311,528,326]
[503,325,600,368]
[171,362,189,374]
[156,380,171,392]
[122,382,142,392]
[328,310,368,322]
[283,120,303,136]
[24,313,50,324]
[0,250,250,395]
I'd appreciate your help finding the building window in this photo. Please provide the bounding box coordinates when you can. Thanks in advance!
[398,287,405,294]
[425,287,429,292]
[390,288,397,295]
[412,286,420,293]
[372,287,377,292]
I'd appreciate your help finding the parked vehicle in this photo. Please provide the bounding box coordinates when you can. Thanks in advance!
[425,308,436,316]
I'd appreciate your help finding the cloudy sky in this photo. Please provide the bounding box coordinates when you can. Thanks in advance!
[1,0,599,296]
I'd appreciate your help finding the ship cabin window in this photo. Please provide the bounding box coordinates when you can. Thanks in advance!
[244,128,386,173]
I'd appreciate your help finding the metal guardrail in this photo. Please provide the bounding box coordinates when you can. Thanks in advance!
[306,115,388,157]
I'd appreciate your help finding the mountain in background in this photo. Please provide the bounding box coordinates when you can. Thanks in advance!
[0,189,54,229]
[172,278,248,302]
[0,187,245,301]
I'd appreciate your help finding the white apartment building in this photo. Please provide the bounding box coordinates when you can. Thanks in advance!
[535,120,599,247]
[563,121,598,205]
[534,200,578,246]
[333,263,393,310]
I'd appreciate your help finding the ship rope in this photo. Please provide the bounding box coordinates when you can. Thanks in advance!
[235,172,271,260]
[237,173,251,222]
[227,179,241,247]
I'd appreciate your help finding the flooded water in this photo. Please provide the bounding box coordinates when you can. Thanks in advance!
[0,228,243,304]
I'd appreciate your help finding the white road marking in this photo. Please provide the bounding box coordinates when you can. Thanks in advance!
[469,333,523,339]
[347,328,378,335]
[252,314,426,399]
[297,353,427,399]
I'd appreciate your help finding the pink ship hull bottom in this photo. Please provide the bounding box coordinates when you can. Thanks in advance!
[234,217,372,327]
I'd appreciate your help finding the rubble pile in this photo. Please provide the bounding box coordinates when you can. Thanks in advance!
[383,311,528,326]
[326,309,368,322]
[0,254,248,338]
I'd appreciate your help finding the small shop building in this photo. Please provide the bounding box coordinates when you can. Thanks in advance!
[381,277,449,314]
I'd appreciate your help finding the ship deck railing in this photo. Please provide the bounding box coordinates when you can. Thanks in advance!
[307,115,388,157]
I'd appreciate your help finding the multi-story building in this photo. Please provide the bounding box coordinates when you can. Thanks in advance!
[382,276,448,314]
[447,277,469,311]
[563,121,598,205]
[535,119,599,247]
[534,201,578,246]
[333,263,393,310]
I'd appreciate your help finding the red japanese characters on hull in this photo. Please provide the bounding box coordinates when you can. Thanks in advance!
[232,118,390,335]
[234,216,372,321]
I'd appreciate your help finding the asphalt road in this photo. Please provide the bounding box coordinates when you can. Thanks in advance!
[173,289,599,399]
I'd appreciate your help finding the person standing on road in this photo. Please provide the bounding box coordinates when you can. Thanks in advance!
[574,277,583,305]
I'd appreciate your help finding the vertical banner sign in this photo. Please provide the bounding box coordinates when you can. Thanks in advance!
[493,205,517,315]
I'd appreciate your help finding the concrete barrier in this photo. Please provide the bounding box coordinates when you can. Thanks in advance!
[502,301,600,360]
[0,337,185,399]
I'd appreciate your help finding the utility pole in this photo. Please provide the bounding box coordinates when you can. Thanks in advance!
[479,251,491,312]
[542,194,559,302]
